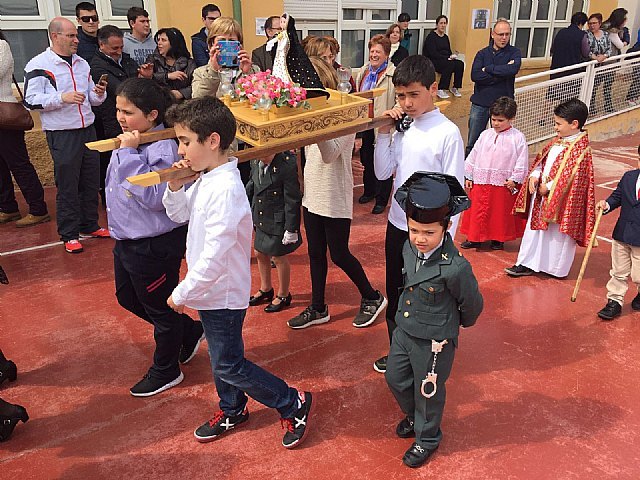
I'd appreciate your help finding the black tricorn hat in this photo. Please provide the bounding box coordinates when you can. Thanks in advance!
[395,172,470,224]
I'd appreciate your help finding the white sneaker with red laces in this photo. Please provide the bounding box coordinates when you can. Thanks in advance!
[64,240,84,254]
[80,227,110,239]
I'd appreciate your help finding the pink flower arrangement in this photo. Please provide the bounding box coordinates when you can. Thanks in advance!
[236,70,310,109]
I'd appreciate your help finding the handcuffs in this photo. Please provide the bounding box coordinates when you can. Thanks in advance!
[420,339,448,399]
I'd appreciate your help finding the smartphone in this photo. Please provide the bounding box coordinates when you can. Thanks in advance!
[217,40,241,68]
[98,74,108,86]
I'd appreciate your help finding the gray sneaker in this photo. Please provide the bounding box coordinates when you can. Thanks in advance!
[353,291,387,328]
[287,306,330,329]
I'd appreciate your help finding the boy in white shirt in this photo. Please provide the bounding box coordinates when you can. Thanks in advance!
[162,96,312,448]
[373,55,465,374]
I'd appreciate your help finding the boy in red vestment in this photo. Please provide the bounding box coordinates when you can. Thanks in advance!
[460,96,528,251]
[506,98,596,278]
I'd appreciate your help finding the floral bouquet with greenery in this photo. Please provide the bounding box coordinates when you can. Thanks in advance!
[235,70,310,109]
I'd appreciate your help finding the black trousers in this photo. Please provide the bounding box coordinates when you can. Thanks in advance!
[360,129,393,207]
[384,221,409,342]
[0,129,47,216]
[303,208,377,310]
[113,226,197,381]
[434,59,464,90]
[45,126,100,241]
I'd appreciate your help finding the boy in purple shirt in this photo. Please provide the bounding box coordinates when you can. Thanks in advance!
[106,78,204,397]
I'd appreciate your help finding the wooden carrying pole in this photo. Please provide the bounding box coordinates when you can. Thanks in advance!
[571,207,604,302]
[123,115,395,187]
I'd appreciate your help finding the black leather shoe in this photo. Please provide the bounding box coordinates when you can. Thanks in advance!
[597,300,622,320]
[632,293,640,311]
[402,443,437,468]
[372,204,386,214]
[396,417,414,438]
[0,360,17,387]
[490,240,504,250]
[249,288,274,306]
[0,403,28,442]
[264,293,292,313]
[505,264,534,277]
[460,240,481,249]
[358,195,374,204]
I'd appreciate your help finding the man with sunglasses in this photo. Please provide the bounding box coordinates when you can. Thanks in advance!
[75,1,99,62]
[191,4,222,67]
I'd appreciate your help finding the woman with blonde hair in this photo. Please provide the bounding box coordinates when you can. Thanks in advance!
[192,17,259,98]
[287,54,386,330]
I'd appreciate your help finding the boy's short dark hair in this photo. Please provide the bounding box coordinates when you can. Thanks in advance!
[75,1,96,17]
[202,3,221,18]
[490,96,517,119]
[398,12,411,23]
[127,7,149,26]
[570,12,588,26]
[554,98,589,129]
[97,25,123,44]
[166,97,236,150]
[392,55,436,88]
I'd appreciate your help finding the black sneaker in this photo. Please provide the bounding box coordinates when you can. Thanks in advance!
[504,264,534,277]
[490,241,504,250]
[632,293,640,311]
[180,321,205,364]
[460,240,481,249]
[281,391,312,449]
[396,416,415,438]
[194,408,249,443]
[287,306,330,329]
[373,355,387,373]
[353,291,387,328]
[597,300,622,320]
[130,372,184,397]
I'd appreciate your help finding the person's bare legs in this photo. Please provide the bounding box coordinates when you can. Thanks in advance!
[253,250,273,298]
[271,255,291,305]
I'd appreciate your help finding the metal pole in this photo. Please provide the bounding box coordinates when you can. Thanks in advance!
[233,0,242,26]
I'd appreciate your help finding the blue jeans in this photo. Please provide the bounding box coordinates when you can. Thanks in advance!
[466,103,491,157]
[199,309,299,418]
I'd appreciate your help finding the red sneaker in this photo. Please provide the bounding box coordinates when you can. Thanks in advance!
[79,227,110,239]
[64,240,84,254]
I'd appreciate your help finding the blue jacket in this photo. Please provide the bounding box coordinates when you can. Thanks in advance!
[606,170,640,247]
[470,43,521,107]
[191,28,209,67]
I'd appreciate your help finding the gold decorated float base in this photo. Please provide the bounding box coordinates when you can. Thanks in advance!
[231,89,370,148]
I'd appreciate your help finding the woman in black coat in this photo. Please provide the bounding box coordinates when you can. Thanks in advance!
[386,23,409,66]
[139,27,196,100]
[422,15,464,99]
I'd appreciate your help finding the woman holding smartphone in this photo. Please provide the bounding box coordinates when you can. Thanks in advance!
[192,17,258,99]
[139,27,196,100]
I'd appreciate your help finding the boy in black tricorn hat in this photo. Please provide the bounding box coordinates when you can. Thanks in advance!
[385,172,483,468]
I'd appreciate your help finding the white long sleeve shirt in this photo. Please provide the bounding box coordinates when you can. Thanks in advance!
[162,159,252,310]
[374,108,465,232]
[23,47,105,130]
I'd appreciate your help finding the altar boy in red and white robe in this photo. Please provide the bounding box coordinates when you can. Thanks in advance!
[460,96,528,251]
[505,98,596,278]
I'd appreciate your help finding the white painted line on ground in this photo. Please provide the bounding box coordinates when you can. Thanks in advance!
[596,236,613,244]
[1,241,63,256]
[354,183,364,188]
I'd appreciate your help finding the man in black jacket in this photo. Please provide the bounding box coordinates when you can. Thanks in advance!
[75,1,99,62]
[550,12,589,79]
[90,25,139,205]
[191,4,221,67]
[251,16,282,72]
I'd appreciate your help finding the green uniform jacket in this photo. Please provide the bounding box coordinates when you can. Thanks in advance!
[245,152,301,236]
[395,233,483,345]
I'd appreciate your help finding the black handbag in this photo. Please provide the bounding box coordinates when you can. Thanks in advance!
[0,75,34,131]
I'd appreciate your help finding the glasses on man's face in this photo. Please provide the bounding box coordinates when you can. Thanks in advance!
[79,15,99,23]
[493,32,511,37]
[55,32,78,39]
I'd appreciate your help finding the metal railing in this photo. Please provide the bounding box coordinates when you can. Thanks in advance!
[513,50,640,145]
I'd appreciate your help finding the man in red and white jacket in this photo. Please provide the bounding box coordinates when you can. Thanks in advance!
[24,17,109,253]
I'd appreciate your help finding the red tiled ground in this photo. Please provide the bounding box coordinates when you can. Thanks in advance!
[1,132,640,479]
